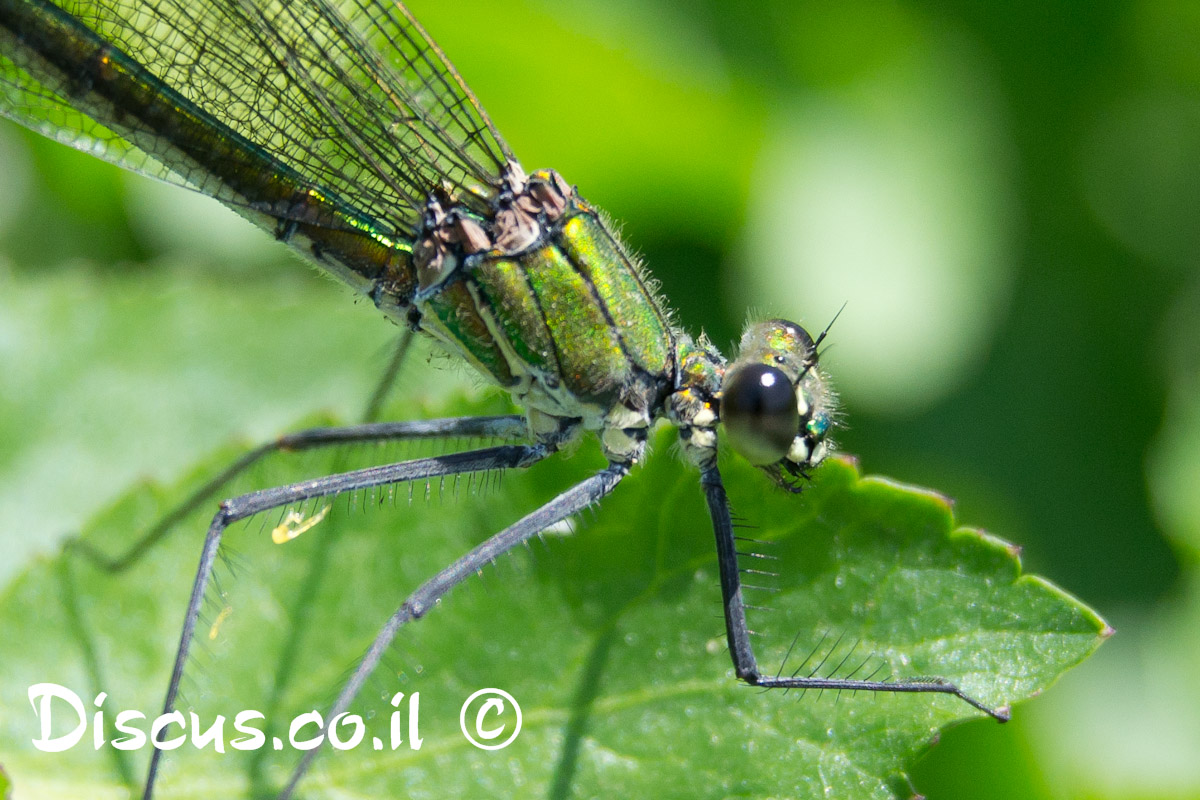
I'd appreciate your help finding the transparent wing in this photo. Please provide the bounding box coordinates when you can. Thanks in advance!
[0,0,515,237]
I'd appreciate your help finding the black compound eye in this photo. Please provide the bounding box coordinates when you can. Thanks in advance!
[720,363,799,466]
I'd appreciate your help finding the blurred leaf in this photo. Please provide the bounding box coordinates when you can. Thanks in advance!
[1010,273,1200,799]
[0,395,1106,799]
[1082,92,1200,271]
[1149,278,1200,556]
[733,19,1016,415]
[1133,0,1200,89]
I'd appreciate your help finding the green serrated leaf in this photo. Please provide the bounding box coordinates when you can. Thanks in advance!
[0,394,1107,800]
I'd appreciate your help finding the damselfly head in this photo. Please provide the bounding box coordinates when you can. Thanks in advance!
[720,320,836,490]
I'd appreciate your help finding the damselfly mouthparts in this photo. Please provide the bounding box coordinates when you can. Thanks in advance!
[0,0,1008,796]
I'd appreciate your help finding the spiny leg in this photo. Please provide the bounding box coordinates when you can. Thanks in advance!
[276,462,630,800]
[699,465,1010,722]
[142,442,552,799]
[69,414,526,572]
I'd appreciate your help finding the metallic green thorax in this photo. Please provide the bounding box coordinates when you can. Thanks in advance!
[415,177,676,431]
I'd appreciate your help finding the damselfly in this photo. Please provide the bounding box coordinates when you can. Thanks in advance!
[0,0,1008,796]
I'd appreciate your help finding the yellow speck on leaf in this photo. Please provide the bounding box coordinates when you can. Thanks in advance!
[271,504,331,545]
[208,605,233,641]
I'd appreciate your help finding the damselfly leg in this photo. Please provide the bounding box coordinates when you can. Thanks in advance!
[275,462,628,800]
[65,330,515,574]
[68,414,527,572]
[700,466,1010,722]
[143,437,567,796]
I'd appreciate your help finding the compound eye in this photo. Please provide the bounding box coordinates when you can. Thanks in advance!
[721,363,799,465]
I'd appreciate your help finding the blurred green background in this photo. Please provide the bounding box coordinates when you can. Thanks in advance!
[0,0,1197,797]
